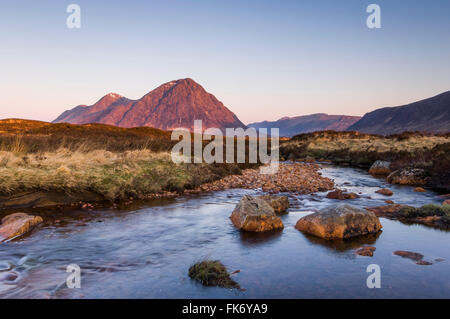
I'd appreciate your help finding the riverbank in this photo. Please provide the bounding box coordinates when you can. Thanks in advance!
[279,131,450,192]
[0,119,259,211]
[0,149,249,211]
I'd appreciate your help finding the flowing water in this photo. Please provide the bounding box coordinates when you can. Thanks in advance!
[0,165,449,298]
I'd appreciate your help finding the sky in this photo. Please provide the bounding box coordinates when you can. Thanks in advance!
[0,0,449,124]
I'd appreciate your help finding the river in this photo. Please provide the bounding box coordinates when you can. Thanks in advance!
[0,165,448,298]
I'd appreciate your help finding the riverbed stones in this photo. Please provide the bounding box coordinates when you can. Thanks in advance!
[387,168,427,185]
[198,163,334,194]
[393,250,433,265]
[258,195,289,214]
[367,204,450,229]
[0,213,43,242]
[295,205,382,239]
[230,195,284,232]
[442,200,450,206]
[414,187,426,192]
[375,188,393,196]
[394,250,423,260]
[326,189,359,200]
[369,161,391,176]
[355,246,376,257]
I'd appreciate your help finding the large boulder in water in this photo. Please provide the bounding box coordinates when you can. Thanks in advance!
[258,195,289,214]
[387,168,427,185]
[230,195,284,232]
[369,161,392,176]
[0,213,43,242]
[295,205,382,239]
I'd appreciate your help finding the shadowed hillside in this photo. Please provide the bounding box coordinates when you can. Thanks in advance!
[248,113,360,137]
[348,91,450,134]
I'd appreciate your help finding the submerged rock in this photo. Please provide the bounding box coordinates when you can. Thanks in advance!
[375,188,393,196]
[416,260,432,266]
[387,168,427,185]
[394,250,424,261]
[366,204,406,218]
[355,246,376,257]
[295,205,382,239]
[258,195,289,214]
[230,195,284,232]
[326,189,359,200]
[369,160,391,176]
[394,250,433,265]
[367,204,450,230]
[188,260,239,288]
[0,213,43,242]
[414,187,426,192]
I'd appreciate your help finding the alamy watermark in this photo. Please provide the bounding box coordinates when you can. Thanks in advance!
[66,264,81,288]
[66,4,81,29]
[366,264,381,288]
[366,4,381,29]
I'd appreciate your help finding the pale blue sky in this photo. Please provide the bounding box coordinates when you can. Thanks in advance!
[0,0,449,124]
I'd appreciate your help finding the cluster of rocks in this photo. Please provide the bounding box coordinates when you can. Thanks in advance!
[230,194,383,239]
[393,250,441,266]
[198,163,334,194]
[229,196,447,264]
[368,160,428,186]
[386,168,428,185]
[366,204,450,230]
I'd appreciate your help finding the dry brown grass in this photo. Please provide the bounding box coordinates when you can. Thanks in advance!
[0,120,262,202]
[0,148,246,201]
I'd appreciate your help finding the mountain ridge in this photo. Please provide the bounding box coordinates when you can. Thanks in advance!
[53,78,246,131]
[248,113,361,137]
[347,91,450,134]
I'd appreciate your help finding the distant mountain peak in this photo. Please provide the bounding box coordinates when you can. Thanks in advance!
[53,79,246,132]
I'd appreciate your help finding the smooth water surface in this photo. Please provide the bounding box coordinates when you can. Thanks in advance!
[0,165,448,298]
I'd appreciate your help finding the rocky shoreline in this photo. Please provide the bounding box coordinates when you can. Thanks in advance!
[0,162,334,215]
[195,163,335,194]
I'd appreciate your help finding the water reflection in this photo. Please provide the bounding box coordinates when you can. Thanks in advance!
[239,230,283,247]
[300,231,381,253]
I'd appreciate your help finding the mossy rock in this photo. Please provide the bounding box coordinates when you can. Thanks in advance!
[188,260,239,289]
[399,204,450,218]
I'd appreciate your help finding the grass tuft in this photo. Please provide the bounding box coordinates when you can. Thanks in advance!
[188,260,239,289]
[399,204,450,218]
